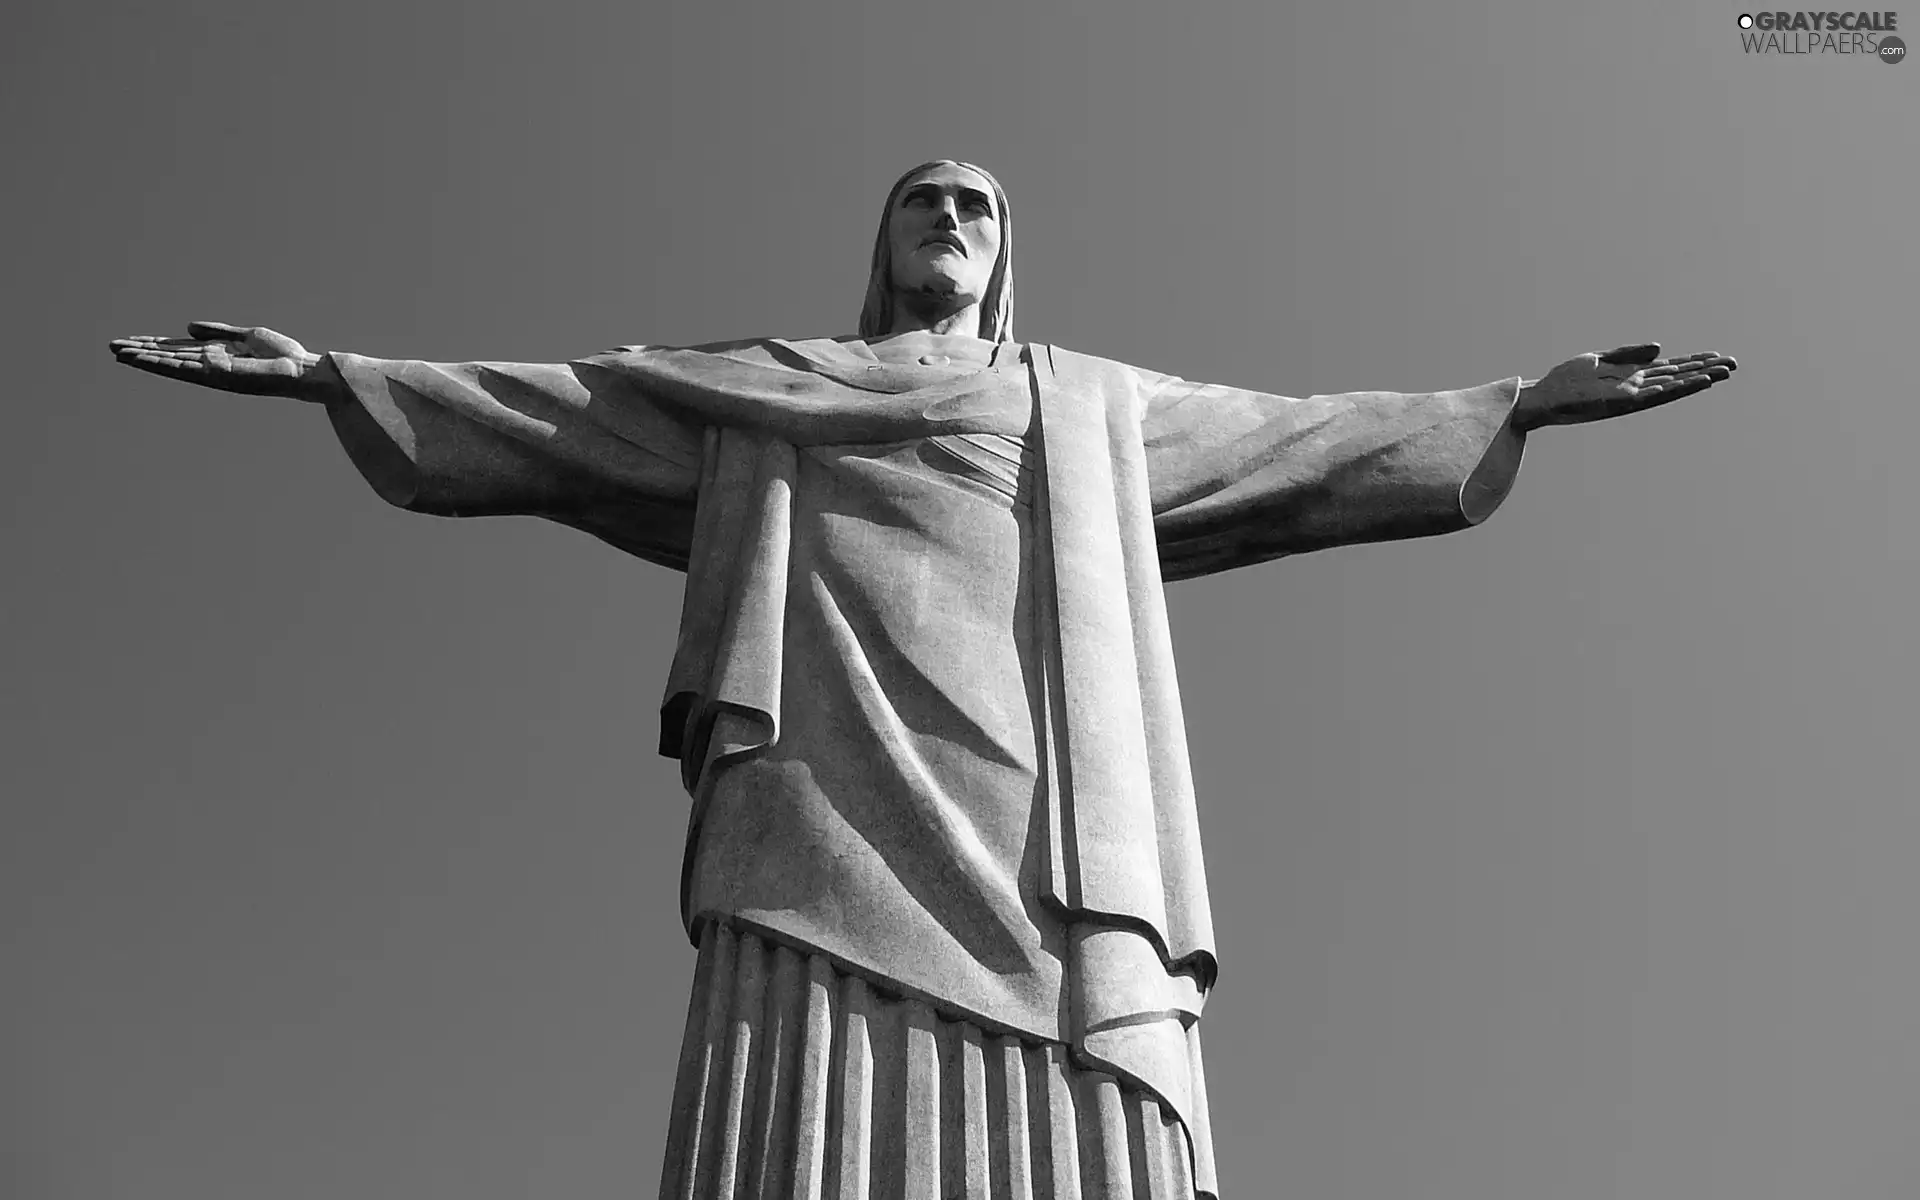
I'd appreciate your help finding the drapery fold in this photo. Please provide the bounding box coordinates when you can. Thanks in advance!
[663,430,795,786]
[650,347,1226,1149]
[657,346,1227,978]
[662,920,1219,1200]
[1031,348,1216,984]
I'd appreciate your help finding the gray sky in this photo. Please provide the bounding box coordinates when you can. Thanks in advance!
[4,2,1916,1197]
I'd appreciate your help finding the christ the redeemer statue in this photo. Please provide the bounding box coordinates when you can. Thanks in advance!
[112,160,1735,1200]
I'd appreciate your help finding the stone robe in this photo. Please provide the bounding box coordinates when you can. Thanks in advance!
[322,334,1526,1193]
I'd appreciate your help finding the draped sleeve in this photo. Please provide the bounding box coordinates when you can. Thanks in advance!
[1137,366,1528,580]
[322,350,707,570]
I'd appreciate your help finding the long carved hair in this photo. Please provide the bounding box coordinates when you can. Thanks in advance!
[857,160,1014,343]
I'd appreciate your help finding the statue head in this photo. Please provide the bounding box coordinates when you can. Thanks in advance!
[858,160,1013,342]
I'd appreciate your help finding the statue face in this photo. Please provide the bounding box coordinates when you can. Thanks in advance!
[886,163,1001,308]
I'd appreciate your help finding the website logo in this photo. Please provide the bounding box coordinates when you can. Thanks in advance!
[1735,11,1905,59]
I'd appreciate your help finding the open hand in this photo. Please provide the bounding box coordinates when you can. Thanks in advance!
[110,322,325,401]
[1515,343,1737,431]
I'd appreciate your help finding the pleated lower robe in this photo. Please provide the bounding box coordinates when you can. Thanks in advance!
[662,922,1209,1200]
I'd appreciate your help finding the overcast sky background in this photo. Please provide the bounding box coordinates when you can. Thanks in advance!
[4,2,1915,1198]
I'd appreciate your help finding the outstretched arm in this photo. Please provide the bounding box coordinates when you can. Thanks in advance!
[1143,367,1525,579]
[1141,343,1736,580]
[110,322,708,570]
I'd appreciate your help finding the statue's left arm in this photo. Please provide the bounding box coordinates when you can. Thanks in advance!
[1140,344,1735,580]
[1141,368,1526,580]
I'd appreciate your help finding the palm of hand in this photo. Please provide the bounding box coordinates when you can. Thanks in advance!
[1523,343,1737,428]
[110,321,317,397]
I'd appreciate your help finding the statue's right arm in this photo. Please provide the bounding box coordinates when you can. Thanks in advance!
[111,323,707,570]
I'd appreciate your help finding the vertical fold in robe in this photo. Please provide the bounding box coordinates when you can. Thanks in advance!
[1030,347,1217,982]
[662,429,795,784]
[660,922,1219,1200]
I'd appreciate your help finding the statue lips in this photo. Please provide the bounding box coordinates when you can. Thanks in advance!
[921,233,967,256]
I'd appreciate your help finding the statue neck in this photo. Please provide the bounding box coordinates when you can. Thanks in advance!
[886,289,984,339]
[863,329,998,367]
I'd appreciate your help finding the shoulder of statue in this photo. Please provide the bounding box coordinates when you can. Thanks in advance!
[1040,343,1162,384]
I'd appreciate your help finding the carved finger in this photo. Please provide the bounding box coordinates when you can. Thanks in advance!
[1653,360,1723,381]
[115,338,202,357]
[124,354,209,376]
[118,337,214,352]
[1638,373,1705,394]
[187,320,249,340]
[1599,342,1661,366]
[1671,353,1736,374]
[1645,377,1712,404]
